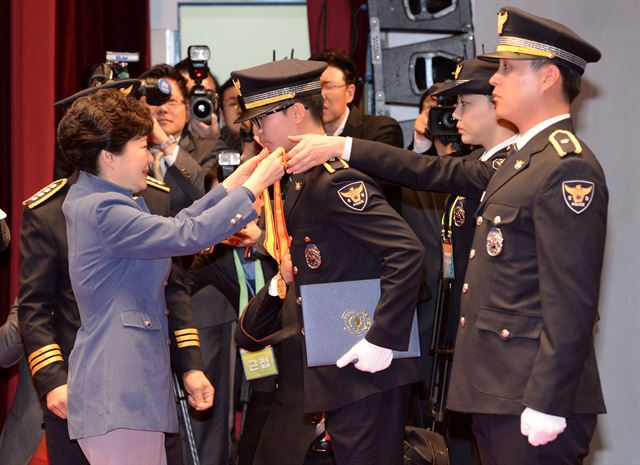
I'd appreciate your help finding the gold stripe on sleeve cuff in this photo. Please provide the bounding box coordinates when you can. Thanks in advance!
[31,355,64,376]
[28,343,62,364]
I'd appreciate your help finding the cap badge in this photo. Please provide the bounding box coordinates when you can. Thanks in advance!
[562,181,594,214]
[233,79,242,97]
[338,181,368,211]
[120,84,133,96]
[514,159,525,170]
[454,63,463,79]
[497,9,508,35]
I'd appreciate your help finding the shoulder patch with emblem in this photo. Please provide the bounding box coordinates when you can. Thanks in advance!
[22,178,68,209]
[549,129,582,158]
[323,158,350,174]
[146,175,170,192]
[562,180,594,214]
[338,181,368,211]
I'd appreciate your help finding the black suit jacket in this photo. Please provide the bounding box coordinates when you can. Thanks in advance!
[347,119,607,417]
[340,106,404,212]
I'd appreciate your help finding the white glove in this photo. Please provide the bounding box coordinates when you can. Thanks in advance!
[336,338,393,373]
[520,407,567,446]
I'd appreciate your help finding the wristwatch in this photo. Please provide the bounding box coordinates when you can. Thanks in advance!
[159,135,177,151]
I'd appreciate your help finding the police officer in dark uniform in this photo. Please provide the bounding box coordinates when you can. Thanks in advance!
[286,7,607,464]
[231,59,425,465]
[18,81,208,465]
[432,59,518,347]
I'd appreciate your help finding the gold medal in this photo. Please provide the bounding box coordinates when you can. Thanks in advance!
[277,275,287,299]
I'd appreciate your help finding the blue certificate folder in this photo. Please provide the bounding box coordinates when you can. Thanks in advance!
[299,278,421,367]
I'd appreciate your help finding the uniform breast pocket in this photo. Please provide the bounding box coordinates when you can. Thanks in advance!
[480,203,521,260]
[291,224,329,277]
[121,311,165,379]
[472,307,542,400]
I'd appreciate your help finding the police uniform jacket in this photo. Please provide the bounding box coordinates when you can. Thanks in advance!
[443,147,509,345]
[284,161,425,413]
[346,118,607,417]
[61,171,256,439]
[341,106,404,212]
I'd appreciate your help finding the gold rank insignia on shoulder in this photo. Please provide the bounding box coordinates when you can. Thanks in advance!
[146,175,170,192]
[23,178,68,209]
[174,328,201,348]
[338,181,368,211]
[322,158,349,174]
[549,129,582,158]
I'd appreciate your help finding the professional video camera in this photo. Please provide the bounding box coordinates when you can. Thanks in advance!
[89,51,172,106]
[186,45,219,125]
[427,93,458,137]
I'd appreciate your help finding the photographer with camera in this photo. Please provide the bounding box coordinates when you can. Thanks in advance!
[139,64,207,215]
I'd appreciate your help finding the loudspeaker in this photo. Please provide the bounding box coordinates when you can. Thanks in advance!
[375,0,472,33]
[381,33,474,105]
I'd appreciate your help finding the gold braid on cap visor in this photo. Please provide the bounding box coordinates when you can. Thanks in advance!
[496,36,587,70]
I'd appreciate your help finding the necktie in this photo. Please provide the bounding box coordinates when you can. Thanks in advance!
[151,151,165,181]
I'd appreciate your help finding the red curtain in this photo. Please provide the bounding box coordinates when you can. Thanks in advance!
[0,0,150,434]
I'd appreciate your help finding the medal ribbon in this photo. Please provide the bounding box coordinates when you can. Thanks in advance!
[262,180,290,264]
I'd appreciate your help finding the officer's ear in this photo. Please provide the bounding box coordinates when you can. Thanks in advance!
[291,102,307,123]
[538,62,562,94]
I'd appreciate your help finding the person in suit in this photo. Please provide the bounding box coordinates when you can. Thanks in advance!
[139,64,209,215]
[286,7,607,465]
[231,59,425,465]
[310,50,404,212]
[55,87,283,464]
[0,208,9,251]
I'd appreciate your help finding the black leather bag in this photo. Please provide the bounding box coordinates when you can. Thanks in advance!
[404,426,449,465]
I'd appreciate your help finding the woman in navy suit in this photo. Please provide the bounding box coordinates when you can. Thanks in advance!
[57,88,283,465]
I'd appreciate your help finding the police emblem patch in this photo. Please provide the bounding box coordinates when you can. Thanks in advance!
[304,244,322,269]
[562,180,594,214]
[486,227,504,257]
[341,309,372,336]
[338,181,368,211]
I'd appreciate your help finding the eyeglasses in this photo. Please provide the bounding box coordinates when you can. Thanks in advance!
[321,82,348,92]
[164,98,186,110]
[250,103,295,129]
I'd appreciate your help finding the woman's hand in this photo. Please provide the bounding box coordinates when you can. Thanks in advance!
[280,251,294,284]
[241,147,285,198]
[223,148,269,192]
[183,370,215,411]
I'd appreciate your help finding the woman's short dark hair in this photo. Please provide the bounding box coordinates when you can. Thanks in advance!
[57,88,153,175]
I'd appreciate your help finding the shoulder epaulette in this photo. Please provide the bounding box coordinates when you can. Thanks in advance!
[146,175,170,192]
[22,178,68,209]
[549,129,582,158]
[322,158,350,174]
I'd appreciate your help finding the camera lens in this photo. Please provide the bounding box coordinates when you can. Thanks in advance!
[191,97,213,121]
[441,110,457,130]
